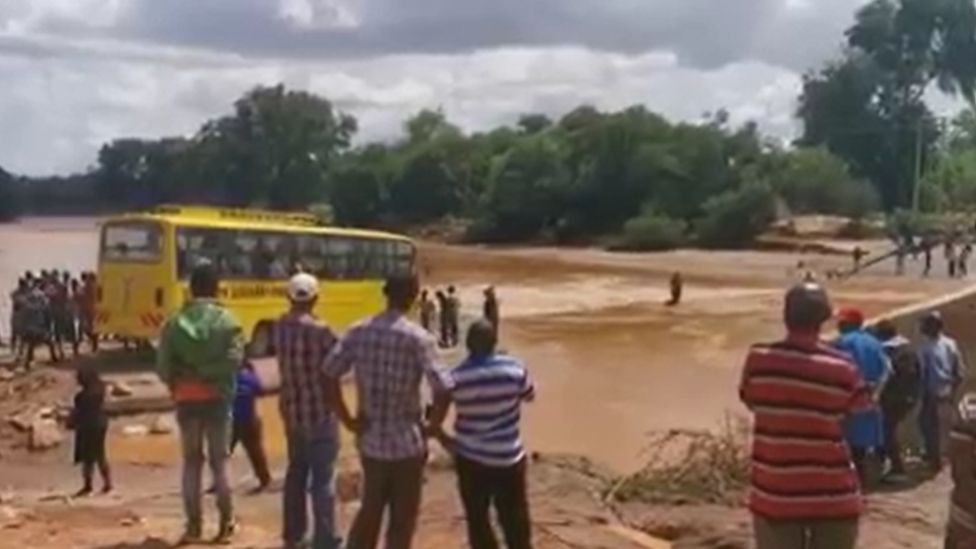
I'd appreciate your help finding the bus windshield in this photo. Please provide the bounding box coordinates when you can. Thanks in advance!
[101,222,162,262]
[175,226,414,281]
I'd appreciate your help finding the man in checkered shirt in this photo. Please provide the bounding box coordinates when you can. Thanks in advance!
[274,273,341,549]
[323,274,445,549]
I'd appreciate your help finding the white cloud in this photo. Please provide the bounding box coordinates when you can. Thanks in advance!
[0,44,804,175]
[0,0,909,176]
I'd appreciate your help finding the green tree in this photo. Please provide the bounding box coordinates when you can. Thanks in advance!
[919,149,976,212]
[329,146,391,226]
[469,136,571,242]
[771,148,879,218]
[517,113,553,135]
[696,183,778,248]
[0,167,21,221]
[798,0,976,209]
[199,85,357,209]
[404,109,461,145]
[615,209,687,251]
[388,143,462,223]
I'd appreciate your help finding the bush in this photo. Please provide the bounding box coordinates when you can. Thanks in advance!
[772,148,879,219]
[607,417,750,505]
[696,183,777,249]
[613,212,687,251]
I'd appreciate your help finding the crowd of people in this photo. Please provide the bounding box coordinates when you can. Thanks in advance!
[740,282,971,549]
[884,234,975,278]
[5,269,98,368]
[153,263,529,548]
[418,285,501,348]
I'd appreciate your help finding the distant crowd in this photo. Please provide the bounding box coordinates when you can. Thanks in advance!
[417,285,500,348]
[740,283,974,549]
[5,269,99,368]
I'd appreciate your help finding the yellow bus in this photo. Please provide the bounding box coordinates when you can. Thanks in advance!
[94,205,416,351]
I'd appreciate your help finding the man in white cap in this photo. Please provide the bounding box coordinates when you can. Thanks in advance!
[273,272,342,549]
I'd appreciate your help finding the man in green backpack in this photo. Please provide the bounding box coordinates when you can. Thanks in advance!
[157,261,243,545]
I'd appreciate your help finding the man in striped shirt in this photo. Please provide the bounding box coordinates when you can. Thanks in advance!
[740,283,871,549]
[431,319,535,549]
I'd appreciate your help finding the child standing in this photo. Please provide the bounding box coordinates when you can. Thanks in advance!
[232,347,272,492]
[71,366,112,496]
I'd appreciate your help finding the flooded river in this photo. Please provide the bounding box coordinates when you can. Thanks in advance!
[1,217,967,472]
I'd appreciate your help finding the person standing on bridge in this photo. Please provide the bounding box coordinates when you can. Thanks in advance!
[273,272,342,549]
[483,286,500,334]
[873,320,920,481]
[960,243,972,277]
[323,274,444,549]
[430,319,535,549]
[918,311,966,473]
[740,283,871,549]
[419,289,436,334]
[835,308,890,484]
[446,285,461,347]
[947,240,958,278]
[924,238,934,277]
[157,261,243,545]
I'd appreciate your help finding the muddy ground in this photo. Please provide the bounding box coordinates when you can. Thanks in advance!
[0,217,971,548]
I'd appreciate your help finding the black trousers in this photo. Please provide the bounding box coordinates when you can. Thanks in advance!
[231,417,271,486]
[455,455,532,549]
[880,400,913,474]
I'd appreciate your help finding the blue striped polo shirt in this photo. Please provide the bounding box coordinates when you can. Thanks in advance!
[443,353,535,467]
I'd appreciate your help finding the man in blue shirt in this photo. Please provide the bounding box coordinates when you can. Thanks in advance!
[918,311,966,472]
[835,308,889,484]
[431,319,535,549]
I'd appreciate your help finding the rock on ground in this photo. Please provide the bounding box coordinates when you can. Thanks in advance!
[28,420,63,451]
[148,415,174,435]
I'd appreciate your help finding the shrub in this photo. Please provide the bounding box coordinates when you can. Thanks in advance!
[613,212,687,251]
[696,183,777,249]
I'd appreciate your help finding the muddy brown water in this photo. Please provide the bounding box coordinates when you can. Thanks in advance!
[2,218,968,473]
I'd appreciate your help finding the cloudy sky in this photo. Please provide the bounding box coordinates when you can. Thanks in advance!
[0,0,877,176]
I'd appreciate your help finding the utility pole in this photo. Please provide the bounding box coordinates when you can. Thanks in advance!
[912,118,924,213]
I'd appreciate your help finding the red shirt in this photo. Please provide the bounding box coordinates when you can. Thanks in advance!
[739,334,871,520]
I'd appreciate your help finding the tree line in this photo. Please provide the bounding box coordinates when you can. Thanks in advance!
[3,0,976,250]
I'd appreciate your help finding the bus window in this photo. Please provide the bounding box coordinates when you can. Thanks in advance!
[261,233,297,279]
[323,236,353,280]
[102,222,162,262]
[393,241,415,276]
[227,231,256,277]
[296,235,327,277]
[176,227,231,278]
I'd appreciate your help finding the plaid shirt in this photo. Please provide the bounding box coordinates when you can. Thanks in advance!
[274,311,338,434]
[323,310,443,460]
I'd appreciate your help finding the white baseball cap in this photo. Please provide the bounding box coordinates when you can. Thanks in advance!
[287,273,319,303]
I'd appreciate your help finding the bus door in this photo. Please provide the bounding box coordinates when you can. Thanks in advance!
[97,221,169,339]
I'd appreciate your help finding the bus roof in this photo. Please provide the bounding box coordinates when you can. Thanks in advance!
[104,205,411,241]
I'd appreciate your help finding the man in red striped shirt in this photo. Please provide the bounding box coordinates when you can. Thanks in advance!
[740,283,872,549]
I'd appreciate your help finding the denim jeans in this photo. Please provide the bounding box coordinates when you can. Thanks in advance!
[177,401,233,533]
[284,424,340,549]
